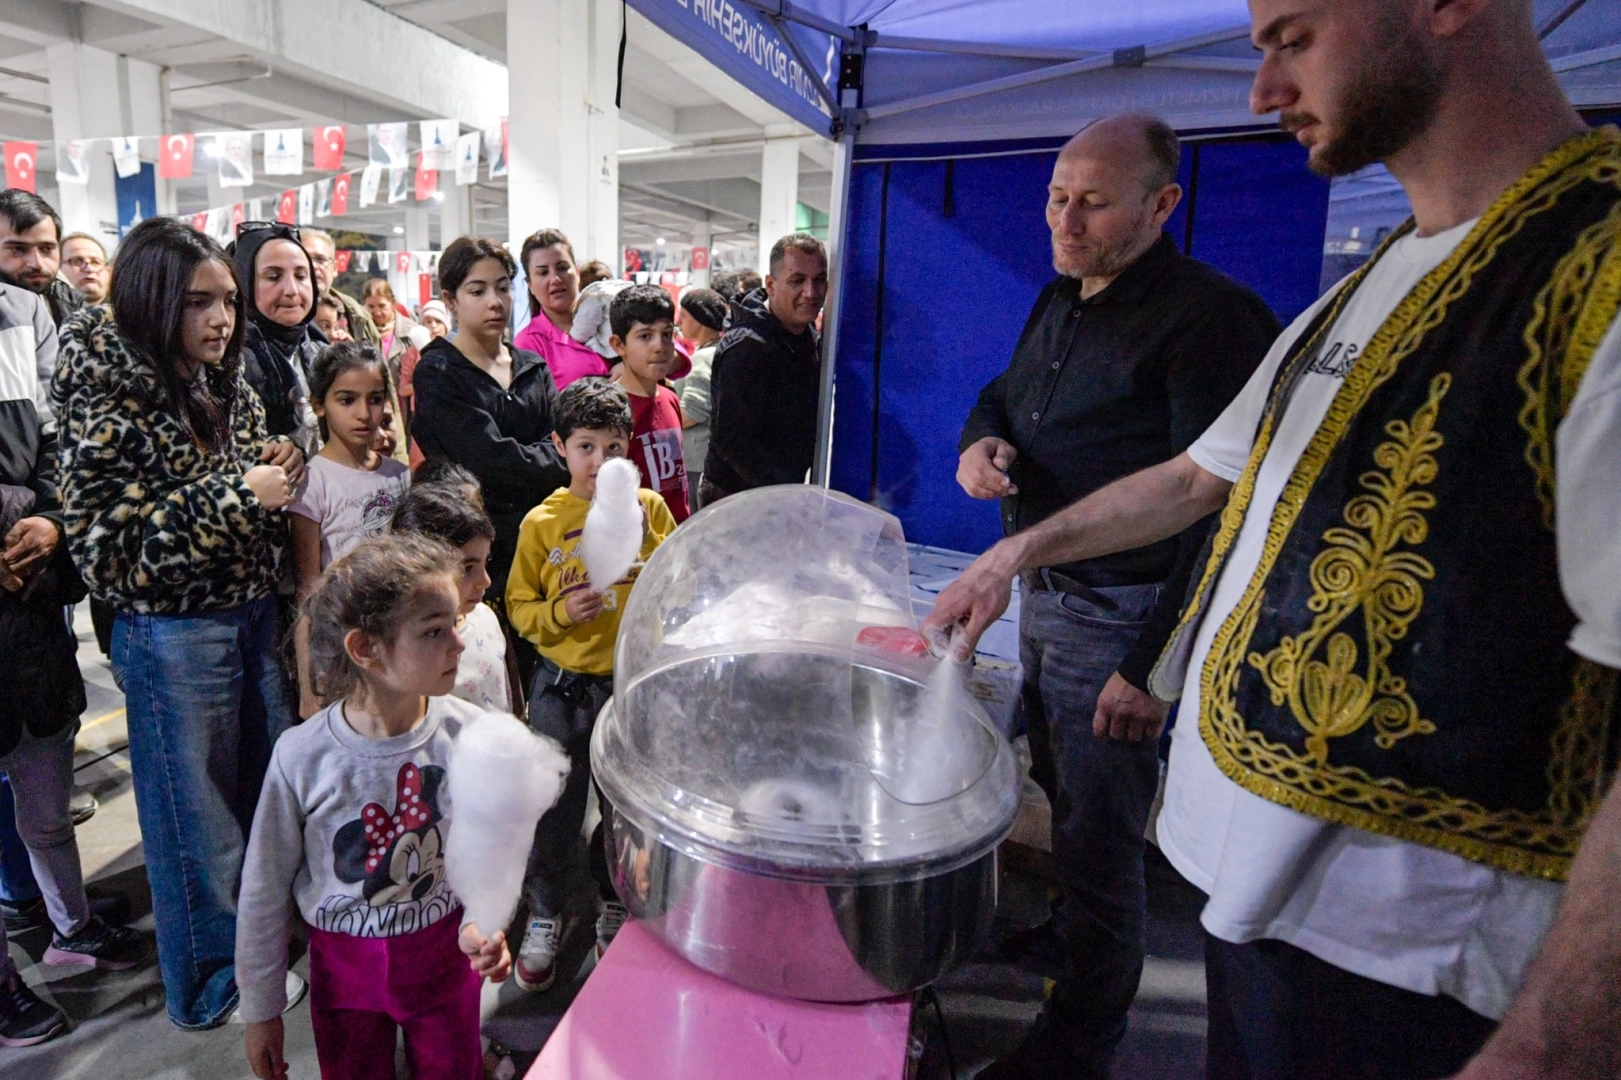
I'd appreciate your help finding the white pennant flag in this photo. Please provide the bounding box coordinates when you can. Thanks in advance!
[387,165,408,204]
[419,119,458,171]
[112,137,141,179]
[316,178,332,218]
[217,133,254,188]
[367,122,408,170]
[352,250,371,272]
[204,208,232,244]
[483,121,507,179]
[454,131,481,187]
[359,163,382,208]
[262,129,303,176]
[248,197,265,221]
[55,139,91,185]
[297,184,315,225]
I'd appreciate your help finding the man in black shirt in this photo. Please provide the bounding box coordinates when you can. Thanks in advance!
[699,234,828,505]
[954,115,1279,1080]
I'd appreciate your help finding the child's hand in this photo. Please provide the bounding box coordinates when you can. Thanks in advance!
[459,923,511,984]
[565,588,605,624]
[245,1018,288,1080]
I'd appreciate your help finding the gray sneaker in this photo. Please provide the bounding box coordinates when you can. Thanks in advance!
[515,914,565,991]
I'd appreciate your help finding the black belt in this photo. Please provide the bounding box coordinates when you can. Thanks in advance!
[1023,567,1159,598]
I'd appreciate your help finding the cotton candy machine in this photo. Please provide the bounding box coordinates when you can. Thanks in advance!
[591,487,1020,1002]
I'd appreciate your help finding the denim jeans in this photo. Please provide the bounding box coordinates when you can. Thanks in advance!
[111,596,293,1030]
[0,773,42,903]
[523,664,615,918]
[1019,579,1163,1076]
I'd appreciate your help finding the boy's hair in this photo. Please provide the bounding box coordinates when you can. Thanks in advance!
[554,377,632,440]
[412,458,482,498]
[609,283,675,341]
[303,534,460,701]
[310,341,390,439]
[390,482,496,549]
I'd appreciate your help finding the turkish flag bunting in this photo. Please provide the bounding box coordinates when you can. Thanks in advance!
[2,142,37,193]
[334,250,353,273]
[313,125,347,171]
[419,273,432,308]
[414,152,438,202]
[190,212,209,232]
[231,203,245,232]
[396,251,413,275]
[276,189,297,225]
[159,134,195,179]
[332,172,352,216]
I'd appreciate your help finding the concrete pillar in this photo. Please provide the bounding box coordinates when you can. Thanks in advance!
[45,44,122,251]
[758,136,802,275]
[505,0,619,268]
[439,183,473,247]
[689,220,714,289]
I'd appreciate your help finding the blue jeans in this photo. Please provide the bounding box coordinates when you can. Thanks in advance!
[1019,579,1163,1075]
[111,596,292,1030]
[0,774,42,903]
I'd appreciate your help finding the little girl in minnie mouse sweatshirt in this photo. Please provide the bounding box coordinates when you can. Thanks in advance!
[235,534,512,1080]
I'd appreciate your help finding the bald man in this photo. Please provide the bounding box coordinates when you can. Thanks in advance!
[956,114,1279,1079]
[933,3,1621,1078]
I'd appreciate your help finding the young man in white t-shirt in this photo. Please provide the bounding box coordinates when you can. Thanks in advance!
[927,2,1621,1076]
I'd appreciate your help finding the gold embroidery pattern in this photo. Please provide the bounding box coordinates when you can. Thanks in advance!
[1519,195,1621,528]
[1248,374,1449,765]
[1196,128,1621,882]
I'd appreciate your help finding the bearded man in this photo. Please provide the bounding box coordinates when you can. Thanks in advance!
[930,2,1621,1078]
[953,112,1280,1080]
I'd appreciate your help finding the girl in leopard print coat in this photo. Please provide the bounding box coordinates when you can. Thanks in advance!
[50,218,304,1031]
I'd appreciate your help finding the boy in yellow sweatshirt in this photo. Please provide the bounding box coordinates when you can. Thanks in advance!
[504,377,678,990]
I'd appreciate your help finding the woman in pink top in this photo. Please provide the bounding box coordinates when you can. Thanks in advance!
[512,230,609,390]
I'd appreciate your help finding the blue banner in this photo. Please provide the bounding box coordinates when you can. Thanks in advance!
[629,0,835,136]
[114,163,158,239]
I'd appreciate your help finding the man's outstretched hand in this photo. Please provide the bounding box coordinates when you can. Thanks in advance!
[922,545,1019,660]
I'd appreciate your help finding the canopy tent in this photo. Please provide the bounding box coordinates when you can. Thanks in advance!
[629,0,1621,550]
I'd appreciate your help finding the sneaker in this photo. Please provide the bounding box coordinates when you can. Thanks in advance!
[228,972,308,1024]
[0,968,67,1047]
[68,788,98,826]
[2,889,134,935]
[43,916,152,970]
[594,901,627,959]
[514,914,564,992]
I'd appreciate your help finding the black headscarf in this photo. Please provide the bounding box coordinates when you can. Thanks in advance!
[232,224,316,350]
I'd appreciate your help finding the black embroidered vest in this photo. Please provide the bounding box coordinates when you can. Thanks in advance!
[1153,129,1621,880]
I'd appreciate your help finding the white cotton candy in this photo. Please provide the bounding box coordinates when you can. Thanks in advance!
[406,324,431,351]
[877,628,980,805]
[445,711,570,935]
[579,457,643,592]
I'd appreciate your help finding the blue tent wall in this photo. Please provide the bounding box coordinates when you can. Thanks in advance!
[830,134,1330,553]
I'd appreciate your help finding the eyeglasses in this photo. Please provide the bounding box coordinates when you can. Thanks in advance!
[64,256,107,271]
[237,220,301,241]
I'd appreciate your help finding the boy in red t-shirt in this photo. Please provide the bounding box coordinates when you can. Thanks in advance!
[608,285,691,521]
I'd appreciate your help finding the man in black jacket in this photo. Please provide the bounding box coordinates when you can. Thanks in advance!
[0,190,84,332]
[699,233,828,505]
[945,115,1280,1080]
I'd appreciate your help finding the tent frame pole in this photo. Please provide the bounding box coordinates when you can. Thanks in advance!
[812,127,853,488]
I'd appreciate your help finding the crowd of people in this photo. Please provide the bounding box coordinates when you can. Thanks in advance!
[3,1,1621,1077]
[0,179,831,1066]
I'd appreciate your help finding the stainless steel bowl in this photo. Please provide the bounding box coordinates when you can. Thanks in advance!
[592,647,1021,1002]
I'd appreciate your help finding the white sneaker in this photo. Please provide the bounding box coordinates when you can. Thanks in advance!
[515,914,564,991]
[594,901,627,959]
[229,971,307,1023]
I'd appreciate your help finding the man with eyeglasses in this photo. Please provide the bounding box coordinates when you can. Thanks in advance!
[0,190,83,330]
[299,228,379,348]
[59,233,109,305]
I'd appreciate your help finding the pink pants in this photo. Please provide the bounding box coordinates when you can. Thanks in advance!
[306,913,482,1080]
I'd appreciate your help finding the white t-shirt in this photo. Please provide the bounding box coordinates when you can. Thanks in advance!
[1159,217,1621,1020]
[452,602,511,713]
[289,454,412,566]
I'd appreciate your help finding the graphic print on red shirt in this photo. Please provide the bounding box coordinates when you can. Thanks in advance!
[626,385,690,522]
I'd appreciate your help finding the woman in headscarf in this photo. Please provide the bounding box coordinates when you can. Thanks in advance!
[233,222,322,457]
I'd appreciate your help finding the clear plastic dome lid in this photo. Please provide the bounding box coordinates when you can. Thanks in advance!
[595,487,1020,883]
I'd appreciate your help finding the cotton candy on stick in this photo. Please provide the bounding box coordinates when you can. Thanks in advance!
[446,712,570,936]
[579,457,643,592]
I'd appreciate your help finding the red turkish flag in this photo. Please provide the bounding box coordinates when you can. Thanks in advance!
[276,189,297,225]
[2,142,37,193]
[189,212,208,232]
[419,273,432,308]
[159,134,195,179]
[231,203,245,232]
[334,250,352,273]
[414,152,437,201]
[331,172,352,216]
[396,251,413,275]
[313,125,347,171]
[691,246,710,270]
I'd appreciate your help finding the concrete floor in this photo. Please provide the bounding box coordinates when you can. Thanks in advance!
[3,603,1209,1079]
